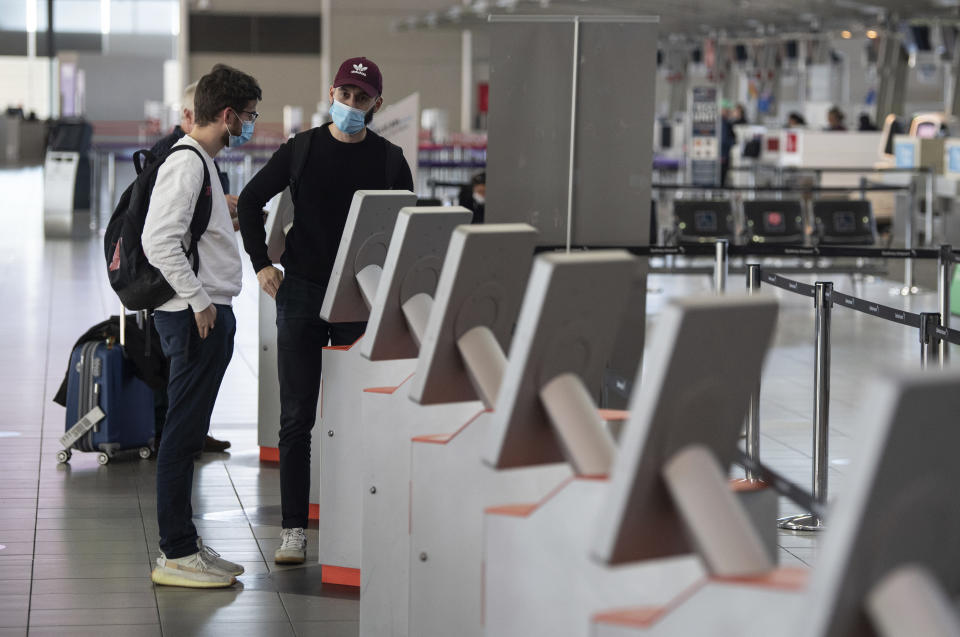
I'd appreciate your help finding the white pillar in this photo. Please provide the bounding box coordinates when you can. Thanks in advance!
[461,28,472,132]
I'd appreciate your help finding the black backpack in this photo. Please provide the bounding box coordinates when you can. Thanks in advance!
[104,145,212,310]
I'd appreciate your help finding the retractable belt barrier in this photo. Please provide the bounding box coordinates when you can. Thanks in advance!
[746,259,956,531]
[536,243,957,261]
[735,449,826,521]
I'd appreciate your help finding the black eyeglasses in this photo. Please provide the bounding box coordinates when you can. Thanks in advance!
[232,108,259,122]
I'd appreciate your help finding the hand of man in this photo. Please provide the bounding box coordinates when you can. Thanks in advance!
[232,217,240,232]
[257,266,284,299]
[195,304,217,339]
[225,194,239,216]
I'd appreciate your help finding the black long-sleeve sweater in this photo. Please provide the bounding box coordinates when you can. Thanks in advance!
[237,123,413,285]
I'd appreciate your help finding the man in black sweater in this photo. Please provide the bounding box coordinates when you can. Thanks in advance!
[237,57,413,564]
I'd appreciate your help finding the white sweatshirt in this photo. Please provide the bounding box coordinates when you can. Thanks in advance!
[142,135,242,312]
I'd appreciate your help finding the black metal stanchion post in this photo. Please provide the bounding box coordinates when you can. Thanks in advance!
[938,245,953,367]
[714,239,728,294]
[778,281,832,532]
[920,313,941,369]
[745,264,762,480]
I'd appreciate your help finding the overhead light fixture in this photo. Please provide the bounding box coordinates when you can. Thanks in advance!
[866,29,878,39]
[841,30,852,39]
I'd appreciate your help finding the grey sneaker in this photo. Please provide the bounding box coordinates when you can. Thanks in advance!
[151,551,236,588]
[198,537,244,576]
[275,527,307,564]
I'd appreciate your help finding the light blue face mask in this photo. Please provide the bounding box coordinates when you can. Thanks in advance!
[228,110,255,147]
[330,98,368,135]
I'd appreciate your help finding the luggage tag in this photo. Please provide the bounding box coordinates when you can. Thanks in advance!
[60,406,105,450]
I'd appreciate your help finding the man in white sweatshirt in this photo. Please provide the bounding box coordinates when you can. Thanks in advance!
[142,64,261,588]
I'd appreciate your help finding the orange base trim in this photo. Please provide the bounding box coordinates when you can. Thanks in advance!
[308,503,319,520]
[729,477,770,492]
[259,446,279,462]
[322,565,361,587]
[598,408,630,421]
[712,566,809,591]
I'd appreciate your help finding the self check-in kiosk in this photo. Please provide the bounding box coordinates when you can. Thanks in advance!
[359,223,537,637]
[483,295,779,637]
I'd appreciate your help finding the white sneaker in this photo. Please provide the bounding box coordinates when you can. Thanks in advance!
[151,551,236,588]
[275,527,307,564]
[198,537,245,576]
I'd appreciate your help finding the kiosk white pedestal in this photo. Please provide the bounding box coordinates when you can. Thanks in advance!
[312,337,416,585]
[257,288,281,461]
[408,410,573,637]
[591,568,806,637]
[483,477,777,637]
[359,379,484,637]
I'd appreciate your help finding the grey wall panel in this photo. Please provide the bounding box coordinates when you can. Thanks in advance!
[485,21,573,245]
[485,17,657,248]
[573,21,655,246]
[76,54,164,121]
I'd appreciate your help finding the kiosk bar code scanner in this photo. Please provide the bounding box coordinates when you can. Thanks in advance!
[743,200,805,245]
[812,200,877,245]
[673,200,736,246]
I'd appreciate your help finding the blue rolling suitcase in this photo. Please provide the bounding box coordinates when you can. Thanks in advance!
[60,337,155,465]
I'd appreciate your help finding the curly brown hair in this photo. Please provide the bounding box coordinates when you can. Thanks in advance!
[193,64,262,126]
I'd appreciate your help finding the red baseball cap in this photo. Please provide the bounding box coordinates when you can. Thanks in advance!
[334,57,382,98]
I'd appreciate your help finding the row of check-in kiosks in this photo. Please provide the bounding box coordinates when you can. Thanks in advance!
[257,190,960,637]
[671,198,879,247]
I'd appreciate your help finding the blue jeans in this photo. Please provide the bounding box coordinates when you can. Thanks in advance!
[276,273,365,529]
[153,304,236,559]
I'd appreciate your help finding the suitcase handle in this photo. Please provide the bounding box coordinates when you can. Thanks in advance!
[119,303,126,348]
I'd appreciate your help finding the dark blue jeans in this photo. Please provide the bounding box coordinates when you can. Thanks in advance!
[153,304,236,559]
[276,273,365,529]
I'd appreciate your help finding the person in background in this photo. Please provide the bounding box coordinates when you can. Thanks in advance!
[149,82,236,455]
[237,56,414,565]
[152,83,238,232]
[719,99,736,186]
[143,63,262,588]
[858,113,878,131]
[786,112,806,128]
[827,106,847,131]
[458,171,485,224]
[731,103,748,126]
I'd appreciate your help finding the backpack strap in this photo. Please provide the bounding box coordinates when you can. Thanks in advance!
[288,128,316,204]
[133,150,158,175]
[384,141,404,188]
[164,145,212,276]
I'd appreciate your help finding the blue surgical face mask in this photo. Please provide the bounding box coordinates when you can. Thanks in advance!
[228,110,255,147]
[330,98,368,135]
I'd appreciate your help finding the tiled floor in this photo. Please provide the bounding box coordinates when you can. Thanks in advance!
[0,166,943,634]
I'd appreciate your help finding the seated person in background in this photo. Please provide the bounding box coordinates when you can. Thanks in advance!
[826,106,847,131]
[786,112,806,128]
[149,80,235,456]
[858,113,878,131]
[458,172,486,224]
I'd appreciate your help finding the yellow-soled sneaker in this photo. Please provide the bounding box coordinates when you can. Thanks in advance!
[151,551,236,588]
[198,537,245,576]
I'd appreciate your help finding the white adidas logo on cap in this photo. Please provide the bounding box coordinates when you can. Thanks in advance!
[352,63,368,77]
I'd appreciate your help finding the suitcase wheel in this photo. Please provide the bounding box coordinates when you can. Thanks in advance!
[96,452,110,466]
[138,446,152,460]
[56,449,71,464]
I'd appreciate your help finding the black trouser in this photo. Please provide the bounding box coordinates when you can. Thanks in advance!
[153,305,236,559]
[276,273,365,529]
